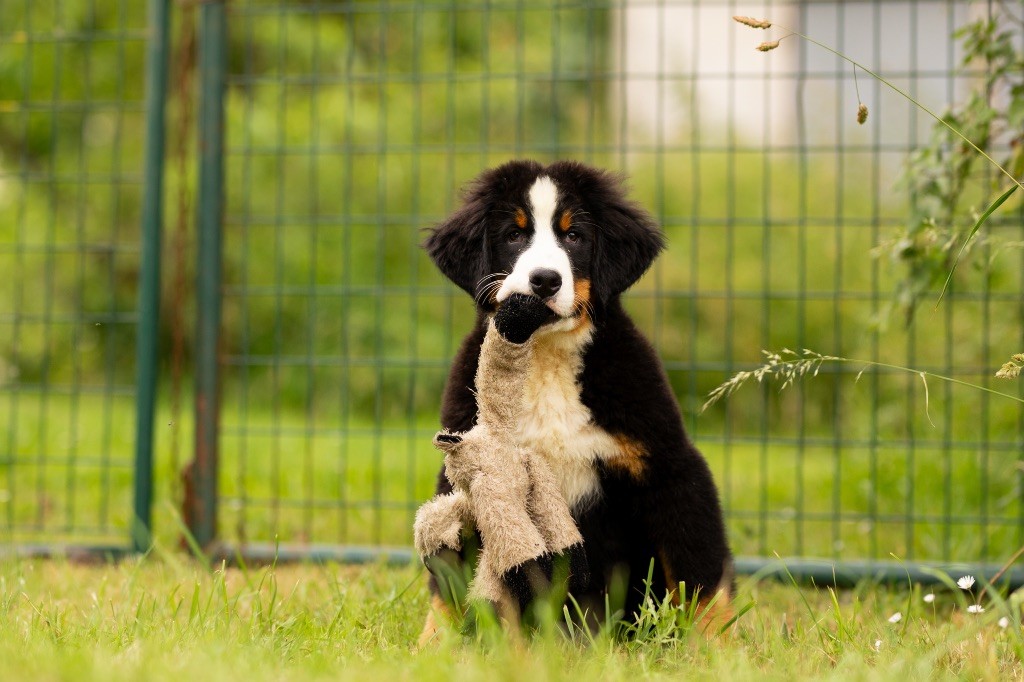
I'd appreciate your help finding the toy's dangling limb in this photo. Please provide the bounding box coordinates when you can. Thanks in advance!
[413,489,471,557]
[416,293,588,621]
[527,453,590,594]
[433,428,549,615]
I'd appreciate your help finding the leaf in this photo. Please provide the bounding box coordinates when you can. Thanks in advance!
[935,183,1019,307]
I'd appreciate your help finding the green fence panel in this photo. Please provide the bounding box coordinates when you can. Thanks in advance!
[204,0,1024,580]
[3,0,1022,581]
[0,0,164,554]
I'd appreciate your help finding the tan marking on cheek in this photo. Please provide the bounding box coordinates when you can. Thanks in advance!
[604,433,647,479]
[573,279,591,304]
[514,208,528,229]
[571,279,592,331]
[559,210,573,232]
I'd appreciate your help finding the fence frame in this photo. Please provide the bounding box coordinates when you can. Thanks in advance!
[5,0,1023,589]
[174,0,1024,587]
[129,0,172,556]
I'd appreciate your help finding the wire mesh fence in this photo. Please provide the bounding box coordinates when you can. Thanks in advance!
[212,0,1024,574]
[2,0,1023,578]
[0,0,159,551]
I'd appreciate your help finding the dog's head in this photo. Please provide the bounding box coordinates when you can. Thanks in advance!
[424,160,664,327]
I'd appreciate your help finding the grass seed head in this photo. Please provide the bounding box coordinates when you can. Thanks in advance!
[857,103,869,125]
[995,353,1023,379]
[757,40,781,52]
[733,15,772,29]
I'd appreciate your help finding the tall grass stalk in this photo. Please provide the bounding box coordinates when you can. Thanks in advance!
[701,348,1024,414]
[733,15,1023,305]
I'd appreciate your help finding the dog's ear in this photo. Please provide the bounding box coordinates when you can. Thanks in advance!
[423,194,490,298]
[592,178,665,304]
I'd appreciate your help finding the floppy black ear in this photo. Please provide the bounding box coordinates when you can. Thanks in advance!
[423,196,490,298]
[592,180,665,304]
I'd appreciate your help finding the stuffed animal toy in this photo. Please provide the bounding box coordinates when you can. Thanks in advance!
[414,294,588,617]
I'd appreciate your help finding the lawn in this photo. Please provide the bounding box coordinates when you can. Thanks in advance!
[1,557,1022,681]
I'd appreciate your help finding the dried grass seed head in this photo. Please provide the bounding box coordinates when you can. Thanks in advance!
[757,40,781,52]
[995,352,1024,379]
[857,103,869,125]
[733,15,772,29]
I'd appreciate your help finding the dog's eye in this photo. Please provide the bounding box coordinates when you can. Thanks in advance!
[507,231,525,244]
[565,230,581,244]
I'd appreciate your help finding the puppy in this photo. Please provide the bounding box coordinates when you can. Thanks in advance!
[420,159,733,639]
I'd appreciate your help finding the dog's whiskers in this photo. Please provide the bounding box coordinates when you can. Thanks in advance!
[573,293,596,322]
[475,271,509,288]
[473,276,506,306]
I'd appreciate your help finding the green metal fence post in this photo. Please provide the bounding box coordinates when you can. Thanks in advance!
[132,0,171,554]
[184,0,226,551]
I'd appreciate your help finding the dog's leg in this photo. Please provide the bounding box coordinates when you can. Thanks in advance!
[417,594,452,648]
[638,462,734,634]
[656,554,735,637]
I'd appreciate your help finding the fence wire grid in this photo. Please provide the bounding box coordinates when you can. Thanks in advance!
[0,0,152,551]
[2,0,1024,581]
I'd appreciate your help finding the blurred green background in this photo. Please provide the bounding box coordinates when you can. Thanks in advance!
[1,1,1022,570]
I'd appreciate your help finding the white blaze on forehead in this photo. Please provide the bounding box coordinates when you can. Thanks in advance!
[528,176,559,230]
[496,176,577,318]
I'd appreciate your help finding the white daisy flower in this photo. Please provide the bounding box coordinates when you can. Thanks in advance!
[888,612,902,623]
[967,604,985,614]
[923,593,935,603]
[998,616,1010,629]
[957,575,975,590]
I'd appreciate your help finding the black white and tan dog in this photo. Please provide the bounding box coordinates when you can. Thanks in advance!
[420,159,733,639]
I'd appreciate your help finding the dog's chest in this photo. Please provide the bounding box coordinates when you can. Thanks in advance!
[516,331,619,509]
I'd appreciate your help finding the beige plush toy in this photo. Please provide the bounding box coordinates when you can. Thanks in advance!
[414,294,587,617]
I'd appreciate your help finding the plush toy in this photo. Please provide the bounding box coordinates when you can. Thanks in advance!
[414,294,588,617]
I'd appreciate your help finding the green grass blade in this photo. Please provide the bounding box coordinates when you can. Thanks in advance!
[936,184,1019,307]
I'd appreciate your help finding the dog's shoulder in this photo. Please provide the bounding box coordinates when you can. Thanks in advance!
[580,301,688,448]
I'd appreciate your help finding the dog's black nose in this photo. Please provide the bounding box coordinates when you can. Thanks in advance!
[529,269,562,300]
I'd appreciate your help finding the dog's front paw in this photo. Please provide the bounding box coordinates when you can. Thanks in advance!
[499,554,554,615]
[553,542,590,595]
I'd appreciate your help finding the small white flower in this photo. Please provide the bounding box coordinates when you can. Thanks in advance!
[957,575,976,590]
[923,593,936,603]
[967,604,985,614]
[888,612,902,623]
[873,639,882,651]
[998,616,1010,629]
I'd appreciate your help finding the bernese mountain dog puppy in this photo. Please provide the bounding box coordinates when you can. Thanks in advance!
[421,159,733,638]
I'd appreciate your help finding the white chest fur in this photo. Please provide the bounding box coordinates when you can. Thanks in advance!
[516,327,620,510]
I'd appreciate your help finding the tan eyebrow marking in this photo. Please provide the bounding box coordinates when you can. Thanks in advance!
[559,209,572,232]
[514,208,528,229]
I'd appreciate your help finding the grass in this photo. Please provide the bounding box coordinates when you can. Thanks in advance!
[1,557,1022,681]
